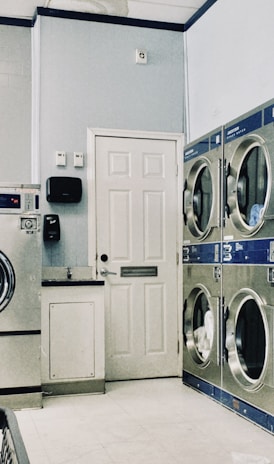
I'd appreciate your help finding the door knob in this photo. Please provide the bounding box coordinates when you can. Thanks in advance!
[100,268,117,277]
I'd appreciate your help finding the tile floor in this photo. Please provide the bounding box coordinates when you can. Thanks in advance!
[14,378,273,464]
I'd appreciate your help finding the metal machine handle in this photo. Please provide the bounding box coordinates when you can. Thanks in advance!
[223,306,229,364]
[100,267,117,277]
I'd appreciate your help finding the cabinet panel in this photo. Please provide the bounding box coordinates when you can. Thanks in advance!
[49,302,95,380]
[0,334,41,388]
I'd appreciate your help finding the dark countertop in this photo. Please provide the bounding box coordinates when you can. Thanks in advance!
[42,280,105,287]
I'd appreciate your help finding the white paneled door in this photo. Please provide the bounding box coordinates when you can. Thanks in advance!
[95,136,178,380]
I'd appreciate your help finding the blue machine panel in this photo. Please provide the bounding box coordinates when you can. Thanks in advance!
[221,390,274,434]
[224,111,262,144]
[183,372,274,434]
[184,130,222,162]
[184,138,209,162]
[183,242,221,264]
[222,238,274,264]
[183,371,217,398]
[264,103,274,125]
[210,130,222,150]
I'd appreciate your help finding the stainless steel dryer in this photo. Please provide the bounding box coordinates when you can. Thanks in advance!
[222,264,274,432]
[0,184,42,409]
[223,99,274,264]
[183,127,223,264]
[183,264,222,393]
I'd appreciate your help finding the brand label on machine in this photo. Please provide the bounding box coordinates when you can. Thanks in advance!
[184,138,209,162]
[224,111,262,143]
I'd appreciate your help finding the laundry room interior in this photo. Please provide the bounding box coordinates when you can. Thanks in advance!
[1,0,274,463]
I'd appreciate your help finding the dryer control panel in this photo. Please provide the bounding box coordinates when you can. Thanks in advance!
[0,184,40,214]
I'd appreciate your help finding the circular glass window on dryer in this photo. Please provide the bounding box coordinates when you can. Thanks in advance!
[0,251,15,312]
[237,145,267,228]
[184,288,214,364]
[193,166,213,233]
[185,160,213,240]
[227,140,270,236]
[236,299,265,380]
[226,291,267,390]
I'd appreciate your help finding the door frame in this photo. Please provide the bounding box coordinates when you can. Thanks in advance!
[87,128,184,376]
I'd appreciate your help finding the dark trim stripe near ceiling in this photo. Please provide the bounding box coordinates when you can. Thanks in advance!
[184,0,218,31]
[0,16,32,27]
[35,7,184,31]
[0,1,218,31]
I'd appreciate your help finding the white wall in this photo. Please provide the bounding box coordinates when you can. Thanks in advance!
[0,25,31,183]
[37,14,184,267]
[185,0,274,141]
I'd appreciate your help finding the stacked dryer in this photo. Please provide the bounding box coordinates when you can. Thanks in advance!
[183,98,274,434]
[183,127,223,395]
[222,99,274,432]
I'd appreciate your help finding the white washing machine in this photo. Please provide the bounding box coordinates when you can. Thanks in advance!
[183,127,223,264]
[0,184,42,409]
[222,264,274,432]
[223,99,274,265]
[183,264,222,394]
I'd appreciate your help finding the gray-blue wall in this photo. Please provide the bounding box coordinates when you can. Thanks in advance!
[0,25,31,183]
[37,15,184,266]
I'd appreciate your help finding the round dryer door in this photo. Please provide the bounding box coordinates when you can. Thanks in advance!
[184,285,214,365]
[226,136,270,236]
[184,158,213,240]
[225,289,268,390]
[0,251,15,312]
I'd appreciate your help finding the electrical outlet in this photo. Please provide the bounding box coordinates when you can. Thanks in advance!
[56,151,66,166]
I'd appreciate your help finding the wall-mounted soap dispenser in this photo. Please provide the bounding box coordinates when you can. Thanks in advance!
[43,214,60,241]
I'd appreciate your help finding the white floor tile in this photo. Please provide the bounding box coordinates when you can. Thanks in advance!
[13,378,274,464]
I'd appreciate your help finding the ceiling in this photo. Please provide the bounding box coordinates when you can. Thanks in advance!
[0,0,212,25]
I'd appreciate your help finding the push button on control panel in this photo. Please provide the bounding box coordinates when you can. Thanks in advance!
[24,193,34,211]
[183,246,190,262]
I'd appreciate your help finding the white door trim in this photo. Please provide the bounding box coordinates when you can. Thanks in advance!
[87,128,184,376]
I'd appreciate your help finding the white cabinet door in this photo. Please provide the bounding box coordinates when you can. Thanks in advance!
[49,302,95,380]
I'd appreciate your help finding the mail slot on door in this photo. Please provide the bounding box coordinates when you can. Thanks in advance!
[121,266,158,277]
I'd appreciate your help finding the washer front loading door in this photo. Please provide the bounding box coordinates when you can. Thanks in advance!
[0,251,15,312]
[225,134,270,237]
[225,288,271,391]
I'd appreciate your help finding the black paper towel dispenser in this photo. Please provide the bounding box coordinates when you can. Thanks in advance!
[46,177,82,203]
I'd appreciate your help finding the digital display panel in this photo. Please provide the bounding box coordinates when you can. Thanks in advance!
[0,194,21,209]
